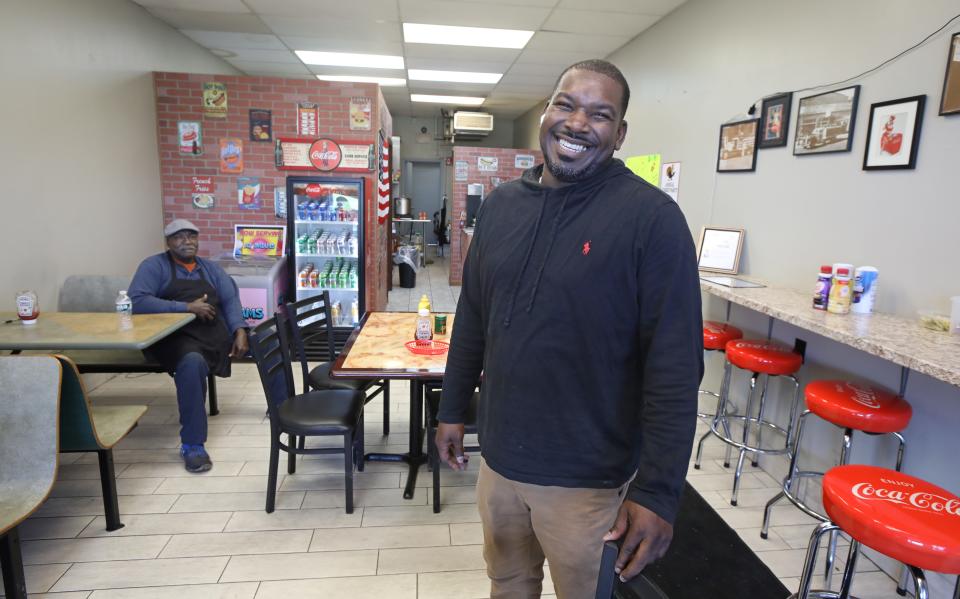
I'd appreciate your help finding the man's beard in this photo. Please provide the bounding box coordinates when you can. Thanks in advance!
[544,151,612,183]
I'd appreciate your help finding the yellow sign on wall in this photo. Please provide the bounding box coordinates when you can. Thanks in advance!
[625,154,661,186]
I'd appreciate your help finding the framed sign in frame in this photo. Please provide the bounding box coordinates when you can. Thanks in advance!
[697,227,745,274]
[716,119,759,172]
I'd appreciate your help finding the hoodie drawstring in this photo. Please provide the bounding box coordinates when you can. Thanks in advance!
[502,193,548,328]
[525,189,571,313]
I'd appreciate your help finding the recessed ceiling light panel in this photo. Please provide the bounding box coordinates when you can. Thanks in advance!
[296,50,404,69]
[408,69,502,84]
[403,23,534,49]
[411,94,485,105]
[316,75,407,86]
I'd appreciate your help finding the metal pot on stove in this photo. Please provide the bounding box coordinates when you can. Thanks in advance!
[394,197,411,218]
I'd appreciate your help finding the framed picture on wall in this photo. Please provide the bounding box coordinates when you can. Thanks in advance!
[862,95,926,170]
[716,119,759,172]
[758,92,792,148]
[793,85,860,155]
[939,32,960,115]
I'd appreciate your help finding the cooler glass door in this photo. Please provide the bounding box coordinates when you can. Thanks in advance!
[286,176,365,329]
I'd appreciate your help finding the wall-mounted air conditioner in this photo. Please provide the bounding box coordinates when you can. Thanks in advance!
[453,111,494,137]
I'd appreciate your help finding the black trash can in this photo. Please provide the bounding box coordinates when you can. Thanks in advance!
[399,263,416,288]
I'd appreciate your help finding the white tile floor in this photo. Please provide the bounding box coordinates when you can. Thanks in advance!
[14,256,918,598]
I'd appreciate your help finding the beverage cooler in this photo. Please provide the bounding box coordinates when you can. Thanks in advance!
[286,176,366,359]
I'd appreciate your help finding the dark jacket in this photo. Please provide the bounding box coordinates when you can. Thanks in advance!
[439,158,704,523]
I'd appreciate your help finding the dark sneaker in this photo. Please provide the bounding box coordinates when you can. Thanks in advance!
[180,444,212,473]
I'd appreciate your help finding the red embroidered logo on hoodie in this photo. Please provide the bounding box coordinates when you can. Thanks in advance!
[582,241,591,255]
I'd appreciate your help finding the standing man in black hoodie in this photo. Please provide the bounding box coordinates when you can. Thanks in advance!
[437,59,704,598]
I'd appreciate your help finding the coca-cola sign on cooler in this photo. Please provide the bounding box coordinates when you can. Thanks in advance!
[304,183,325,197]
[309,139,342,171]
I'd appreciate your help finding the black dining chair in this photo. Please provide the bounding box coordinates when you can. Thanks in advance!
[248,314,365,514]
[425,384,481,513]
[285,293,391,435]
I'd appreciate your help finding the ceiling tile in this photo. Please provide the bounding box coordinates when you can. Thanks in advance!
[133,0,250,13]
[398,0,550,30]
[246,0,400,20]
[556,0,685,15]
[179,30,287,50]
[471,0,559,6]
[226,60,312,77]
[305,65,410,79]
[525,31,630,55]
[542,9,658,36]
[281,36,404,56]
[498,72,559,86]
[146,8,271,33]
[261,15,402,41]
[514,48,600,66]
[221,48,300,63]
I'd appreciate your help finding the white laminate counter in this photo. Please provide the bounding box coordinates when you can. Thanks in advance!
[700,279,960,388]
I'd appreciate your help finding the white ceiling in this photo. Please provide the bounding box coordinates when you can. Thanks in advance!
[134,0,686,120]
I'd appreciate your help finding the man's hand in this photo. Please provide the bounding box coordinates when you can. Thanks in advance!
[602,500,673,582]
[186,294,216,321]
[435,422,468,471]
[230,328,249,358]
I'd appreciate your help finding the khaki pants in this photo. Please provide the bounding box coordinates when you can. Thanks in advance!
[477,462,627,599]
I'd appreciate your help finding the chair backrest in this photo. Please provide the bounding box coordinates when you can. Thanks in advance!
[59,275,130,312]
[249,314,295,422]
[284,292,336,390]
[55,355,124,451]
[0,355,62,534]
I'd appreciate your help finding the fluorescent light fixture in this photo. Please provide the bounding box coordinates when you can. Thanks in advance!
[295,50,404,70]
[403,23,534,49]
[411,94,485,106]
[316,75,407,86]
[408,69,502,84]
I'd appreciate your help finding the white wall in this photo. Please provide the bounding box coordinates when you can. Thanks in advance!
[608,2,960,592]
[610,0,960,317]
[0,0,237,308]
[513,101,545,151]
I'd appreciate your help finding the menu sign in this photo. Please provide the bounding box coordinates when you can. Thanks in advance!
[349,96,372,130]
[233,224,286,257]
[275,137,374,172]
[297,102,319,136]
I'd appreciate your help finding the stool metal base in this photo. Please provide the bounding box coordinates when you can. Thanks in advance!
[695,362,802,506]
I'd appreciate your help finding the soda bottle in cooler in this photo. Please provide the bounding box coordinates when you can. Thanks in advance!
[350,299,359,326]
[348,264,357,290]
[331,301,342,326]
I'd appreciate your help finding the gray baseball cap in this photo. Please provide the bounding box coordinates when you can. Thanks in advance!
[164,219,200,237]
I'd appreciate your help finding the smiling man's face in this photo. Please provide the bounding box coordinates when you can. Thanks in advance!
[539,68,628,187]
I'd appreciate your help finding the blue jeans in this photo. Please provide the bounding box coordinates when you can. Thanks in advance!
[173,352,208,445]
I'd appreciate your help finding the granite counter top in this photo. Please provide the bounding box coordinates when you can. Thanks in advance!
[700,279,960,388]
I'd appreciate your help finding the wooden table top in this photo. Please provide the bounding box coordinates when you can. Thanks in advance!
[0,312,195,351]
[332,311,455,379]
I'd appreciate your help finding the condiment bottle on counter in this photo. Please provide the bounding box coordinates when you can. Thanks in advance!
[812,265,832,311]
[15,290,38,324]
[827,267,853,314]
[415,308,433,344]
[418,294,431,313]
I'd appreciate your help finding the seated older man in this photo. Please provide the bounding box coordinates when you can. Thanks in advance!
[129,219,248,472]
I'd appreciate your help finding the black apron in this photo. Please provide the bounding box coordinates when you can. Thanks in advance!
[147,253,233,377]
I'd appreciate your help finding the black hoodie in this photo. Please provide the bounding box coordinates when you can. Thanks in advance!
[439,158,704,524]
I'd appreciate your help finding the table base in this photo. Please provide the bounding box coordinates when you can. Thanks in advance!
[364,379,431,500]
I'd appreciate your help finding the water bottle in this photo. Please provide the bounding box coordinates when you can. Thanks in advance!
[116,290,133,329]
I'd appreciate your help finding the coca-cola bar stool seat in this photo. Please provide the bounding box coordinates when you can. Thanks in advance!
[695,339,804,506]
[698,321,743,419]
[792,465,960,599]
[762,380,911,536]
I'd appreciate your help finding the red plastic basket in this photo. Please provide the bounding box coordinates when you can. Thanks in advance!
[405,340,450,355]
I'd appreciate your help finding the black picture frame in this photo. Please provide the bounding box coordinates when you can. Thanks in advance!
[939,32,960,116]
[758,92,792,148]
[793,85,860,155]
[716,119,759,172]
[862,95,926,171]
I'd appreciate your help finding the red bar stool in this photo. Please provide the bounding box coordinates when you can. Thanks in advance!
[762,380,911,584]
[698,321,743,419]
[792,465,960,599]
[695,339,804,506]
